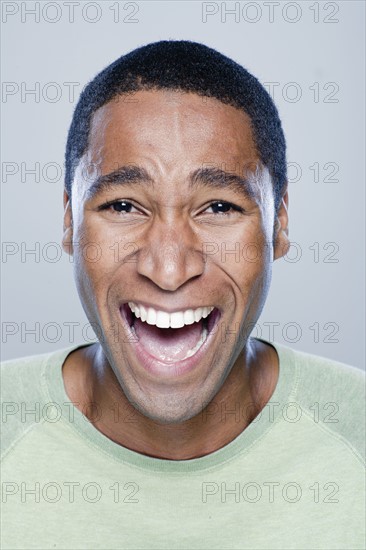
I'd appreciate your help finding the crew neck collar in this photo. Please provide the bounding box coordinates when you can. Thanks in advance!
[43,338,299,473]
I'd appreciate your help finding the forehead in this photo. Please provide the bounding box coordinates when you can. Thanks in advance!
[87,90,259,173]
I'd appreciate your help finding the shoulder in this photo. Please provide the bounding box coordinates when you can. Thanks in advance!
[286,344,364,401]
[1,350,51,403]
[273,341,365,460]
[0,346,80,459]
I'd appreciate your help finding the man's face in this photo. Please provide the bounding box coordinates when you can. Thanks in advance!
[63,90,289,423]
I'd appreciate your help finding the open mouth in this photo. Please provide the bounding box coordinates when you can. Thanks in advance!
[121,302,220,365]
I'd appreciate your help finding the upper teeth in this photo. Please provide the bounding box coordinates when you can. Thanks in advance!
[128,302,214,329]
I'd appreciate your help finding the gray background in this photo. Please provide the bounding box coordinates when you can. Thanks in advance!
[1,1,365,370]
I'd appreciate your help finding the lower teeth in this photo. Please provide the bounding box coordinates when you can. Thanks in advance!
[183,324,208,359]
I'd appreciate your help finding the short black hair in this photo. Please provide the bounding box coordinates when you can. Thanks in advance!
[65,40,287,210]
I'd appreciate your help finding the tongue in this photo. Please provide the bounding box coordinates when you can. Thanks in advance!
[134,318,203,362]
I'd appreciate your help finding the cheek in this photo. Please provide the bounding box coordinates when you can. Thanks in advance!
[73,218,126,273]
[207,218,272,272]
[71,221,112,308]
[216,222,273,311]
[72,218,141,315]
[231,248,271,301]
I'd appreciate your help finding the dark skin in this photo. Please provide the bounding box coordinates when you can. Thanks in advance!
[62,90,290,460]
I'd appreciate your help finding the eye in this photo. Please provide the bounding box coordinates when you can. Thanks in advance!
[204,201,244,215]
[98,200,140,214]
[110,201,134,213]
[97,199,244,218]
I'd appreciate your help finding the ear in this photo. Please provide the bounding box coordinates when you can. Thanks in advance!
[62,190,73,256]
[273,189,290,261]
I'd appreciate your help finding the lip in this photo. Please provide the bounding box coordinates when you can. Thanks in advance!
[119,302,221,378]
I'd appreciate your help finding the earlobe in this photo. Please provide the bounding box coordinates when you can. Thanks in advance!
[273,189,290,261]
[62,190,73,256]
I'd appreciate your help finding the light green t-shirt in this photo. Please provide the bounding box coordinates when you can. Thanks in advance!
[1,339,365,550]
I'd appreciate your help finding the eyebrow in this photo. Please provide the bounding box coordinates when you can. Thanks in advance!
[86,165,154,199]
[86,164,258,202]
[189,167,258,201]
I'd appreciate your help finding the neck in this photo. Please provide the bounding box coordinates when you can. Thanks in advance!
[62,339,279,460]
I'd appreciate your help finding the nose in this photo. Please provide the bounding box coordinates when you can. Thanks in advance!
[136,221,205,291]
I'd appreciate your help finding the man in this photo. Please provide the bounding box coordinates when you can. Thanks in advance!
[1,41,364,549]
